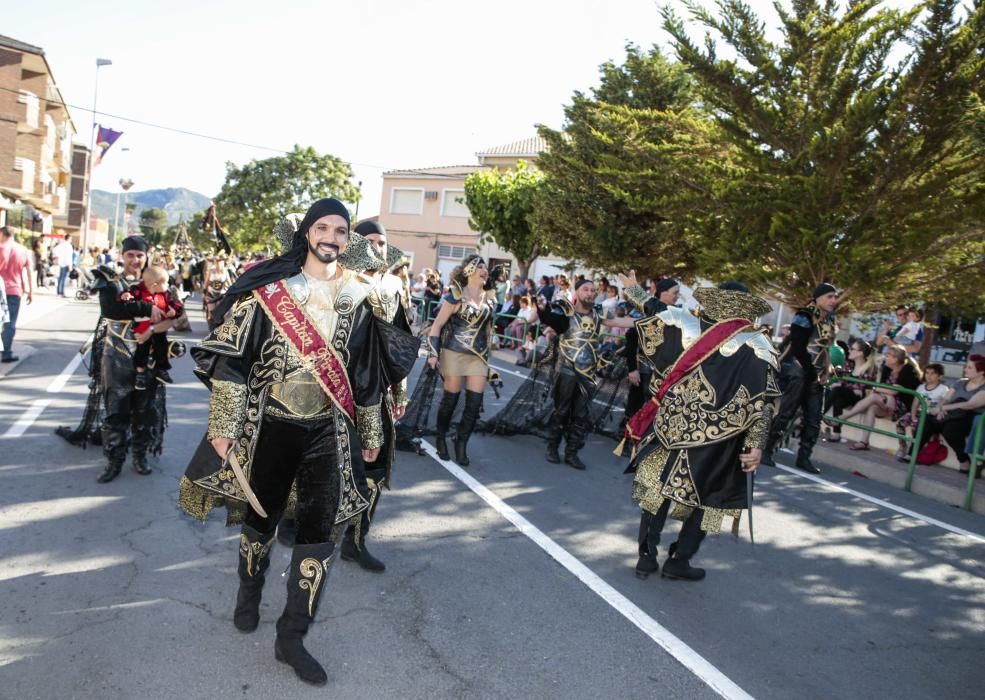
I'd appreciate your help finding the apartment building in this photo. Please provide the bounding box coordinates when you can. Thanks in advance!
[378,137,560,281]
[0,35,80,238]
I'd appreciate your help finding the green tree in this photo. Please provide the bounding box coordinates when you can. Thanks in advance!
[661,0,985,311]
[463,161,547,279]
[213,145,360,250]
[534,45,723,280]
[138,207,169,245]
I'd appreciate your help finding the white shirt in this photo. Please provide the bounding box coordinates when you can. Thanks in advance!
[917,382,950,408]
[53,240,74,267]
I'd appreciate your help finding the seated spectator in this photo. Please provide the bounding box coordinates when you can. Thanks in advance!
[896,362,950,461]
[524,278,538,299]
[915,355,985,475]
[833,345,922,450]
[555,274,571,302]
[894,307,925,358]
[875,305,908,353]
[503,296,537,348]
[823,339,878,443]
[516,329,537,367]
[594,277,610,305]
[598,306,628,355]
[495,294,522,338]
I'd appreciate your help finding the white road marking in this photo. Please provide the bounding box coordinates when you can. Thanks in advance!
[2,334,91,439]
[419,438,754,700]
[773,453,985,543]
[3,399,52,438]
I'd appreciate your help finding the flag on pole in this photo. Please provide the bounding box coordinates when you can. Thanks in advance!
[95,125,123,165]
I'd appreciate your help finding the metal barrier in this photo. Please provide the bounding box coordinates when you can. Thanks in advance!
[821,376,929,492]
[964,416,983,510]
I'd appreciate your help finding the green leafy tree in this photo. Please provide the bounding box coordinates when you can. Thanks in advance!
[660,0,985,311]
[463,162,547,279]
[213,145,360,250]
[138,207,169,245]
[534,45,723,280]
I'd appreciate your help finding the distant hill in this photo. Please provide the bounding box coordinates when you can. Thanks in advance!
[91,187,212,227]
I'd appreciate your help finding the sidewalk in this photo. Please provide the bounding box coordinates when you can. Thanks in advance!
[808,439,985,514]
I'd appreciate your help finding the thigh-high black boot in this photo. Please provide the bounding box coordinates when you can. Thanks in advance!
[795,381,824,473]
[434,391,460,460]
[234,524,275,632]
[454,390,483,467]
[275,542,337,686]
[129,383,155,475]
[661,509,708,581]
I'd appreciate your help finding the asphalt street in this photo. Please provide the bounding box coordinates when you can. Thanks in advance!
[1,292,983,700]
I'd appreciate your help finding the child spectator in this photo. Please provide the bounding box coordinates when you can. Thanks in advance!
[896,362,950,460]
[517,329,537,367]
[894,307,925,357]
[120,265,183,389]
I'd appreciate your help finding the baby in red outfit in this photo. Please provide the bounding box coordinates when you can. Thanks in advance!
[119,265,183,389]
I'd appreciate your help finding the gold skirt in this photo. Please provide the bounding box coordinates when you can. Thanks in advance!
[440,349,488,377]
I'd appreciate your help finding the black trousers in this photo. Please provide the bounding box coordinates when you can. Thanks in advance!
[102,376,159,464]
[547,372,592,454]
[919,413,976,463]
[638,499,707,560]
[824,385,862,432]
[245,416,343,545]
[769,361,824,455]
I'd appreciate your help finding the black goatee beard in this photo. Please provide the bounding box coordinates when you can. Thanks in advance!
[308,240,339,264]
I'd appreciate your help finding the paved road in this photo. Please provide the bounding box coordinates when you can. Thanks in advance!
[1,294,983,699]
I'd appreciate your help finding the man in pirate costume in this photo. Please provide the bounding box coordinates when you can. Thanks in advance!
[178,199,418,686]
[616,275,779,581]
[761,283,839,473]
[622,278,681,426]
[334,219,413,572]
[536,279,623,470]
[68,236,175,482]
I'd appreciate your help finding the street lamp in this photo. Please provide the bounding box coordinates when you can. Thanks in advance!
[112,174,134,249]
[80,57,112,253]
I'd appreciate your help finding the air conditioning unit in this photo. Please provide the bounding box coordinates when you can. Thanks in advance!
[424,191,438,201]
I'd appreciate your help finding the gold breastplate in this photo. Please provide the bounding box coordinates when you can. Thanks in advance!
[266,368,332,419]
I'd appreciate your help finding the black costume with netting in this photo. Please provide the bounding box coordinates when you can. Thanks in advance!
[55,318,108,448]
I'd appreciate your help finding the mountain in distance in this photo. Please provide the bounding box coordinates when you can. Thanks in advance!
[90,187,213,227]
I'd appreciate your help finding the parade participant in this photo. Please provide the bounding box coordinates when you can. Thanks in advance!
[617,273,779,581]
[535,279,625,470]
[426,255,499,467]
[119,265,183,389]
[178,199,418,686]
[202,252,231,329]
[92,236,172,482]
[623,278,680,426]
[339,219,413,572]
[761,283,839,473]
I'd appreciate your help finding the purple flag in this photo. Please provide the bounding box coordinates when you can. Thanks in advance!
[95,125,123,165]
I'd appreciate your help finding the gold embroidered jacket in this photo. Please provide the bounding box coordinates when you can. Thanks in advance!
[179,270,420,525]
[624,285,781,533]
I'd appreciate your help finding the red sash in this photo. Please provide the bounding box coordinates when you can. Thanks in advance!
[617,318,751,458]
[254,280,356,421]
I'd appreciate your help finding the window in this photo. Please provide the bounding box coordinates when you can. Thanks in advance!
[390,188,424,215]
[438,245,477,259]
[441,189,469,218]
[14,158,35,192]
[18,90,39,129]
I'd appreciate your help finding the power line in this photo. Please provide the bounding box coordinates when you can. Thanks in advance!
[0,84,472,179]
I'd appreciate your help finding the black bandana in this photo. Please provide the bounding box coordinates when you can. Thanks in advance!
[121,236,148,253]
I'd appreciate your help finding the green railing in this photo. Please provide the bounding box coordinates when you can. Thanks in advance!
[821,376,929,492]
[964,416,983,511]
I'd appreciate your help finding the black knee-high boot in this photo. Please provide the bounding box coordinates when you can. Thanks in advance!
[434,391,460,460]
[454,390,483,467]
[341,483,385,572]
[275,542,337,686]
[234,525,275,632]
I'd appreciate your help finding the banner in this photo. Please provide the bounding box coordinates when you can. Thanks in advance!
[95,125,123,165]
